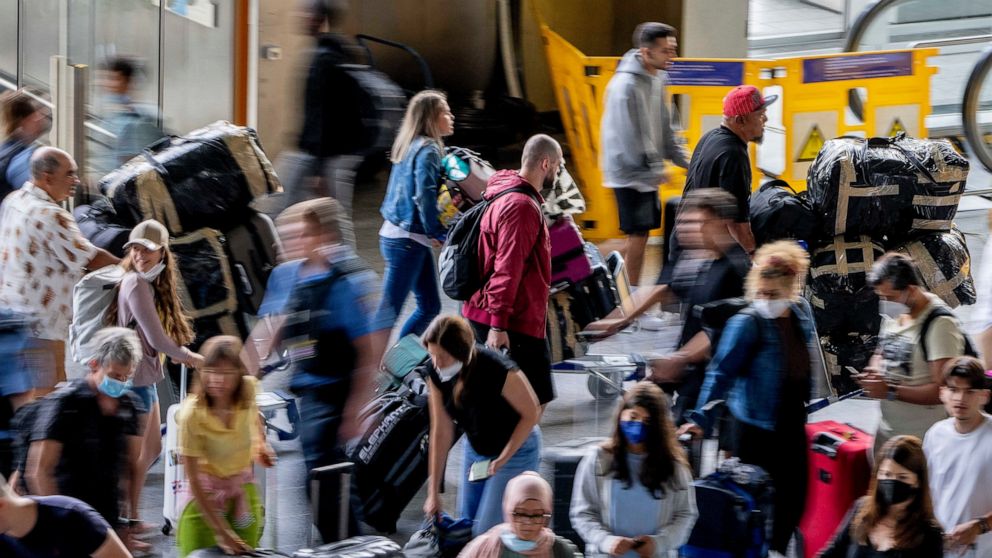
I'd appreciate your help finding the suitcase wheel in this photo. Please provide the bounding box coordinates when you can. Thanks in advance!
[162,519,172,536]
[587,370,622,400]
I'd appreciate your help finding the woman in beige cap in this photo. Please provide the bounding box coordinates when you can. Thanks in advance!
[106,219,204,534]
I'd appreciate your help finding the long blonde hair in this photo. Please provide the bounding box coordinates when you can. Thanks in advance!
[390,90,448,163]
[106,246,195,346]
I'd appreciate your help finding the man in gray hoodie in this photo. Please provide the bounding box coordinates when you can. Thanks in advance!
[601,22,689,287]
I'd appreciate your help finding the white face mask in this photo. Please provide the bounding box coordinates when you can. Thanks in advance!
[753,299,790,319]
[436,362,462,382]
[139,262,166,282]
[879,300,910,319]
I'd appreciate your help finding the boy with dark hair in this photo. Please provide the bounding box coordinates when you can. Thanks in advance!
[923,357,992,556]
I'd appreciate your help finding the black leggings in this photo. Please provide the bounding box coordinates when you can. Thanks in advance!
[734,417,808,553]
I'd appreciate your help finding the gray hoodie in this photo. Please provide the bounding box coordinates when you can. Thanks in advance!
[600,50,689,193]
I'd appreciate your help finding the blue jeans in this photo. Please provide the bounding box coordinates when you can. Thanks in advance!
[376,236,441,338]
[457,427,542,536]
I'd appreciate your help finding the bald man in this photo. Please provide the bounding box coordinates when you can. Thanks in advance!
[463,134,562,407]
[0,147,119,393]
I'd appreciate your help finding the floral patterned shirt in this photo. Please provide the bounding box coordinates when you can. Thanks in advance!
[0,183,97,340]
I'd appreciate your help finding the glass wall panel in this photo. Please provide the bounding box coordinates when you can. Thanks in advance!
[0,0,17,88]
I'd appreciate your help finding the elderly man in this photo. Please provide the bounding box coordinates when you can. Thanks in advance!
[24,327,143,550]
[0,147,119,393]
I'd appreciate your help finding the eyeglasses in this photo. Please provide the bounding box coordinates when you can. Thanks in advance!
[512,512,552,525]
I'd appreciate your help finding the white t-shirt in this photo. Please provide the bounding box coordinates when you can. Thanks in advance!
[875,293,963,452]
[924,415,992,557]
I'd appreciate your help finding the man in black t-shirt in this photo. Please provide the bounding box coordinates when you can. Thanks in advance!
[23,328,143,549]
[0,474,130,558]
[588,189,750,421]
[677,85,777,257]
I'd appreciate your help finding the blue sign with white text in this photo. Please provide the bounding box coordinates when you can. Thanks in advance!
[803,52,913,83]
[667,61,744,87]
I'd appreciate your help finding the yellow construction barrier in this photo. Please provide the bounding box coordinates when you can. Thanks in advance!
[540,25,937,242]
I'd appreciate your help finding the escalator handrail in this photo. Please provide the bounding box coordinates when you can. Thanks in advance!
[962,45,992,174]
[843,0,902,52]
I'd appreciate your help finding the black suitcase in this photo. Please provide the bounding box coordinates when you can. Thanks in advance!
[223,211,280,316]
[73,198,132,258]
[681,462,774,558]
[540,437,606,552]
[566,265,619,326]
[349,390,430,533]
[293,536,402,558]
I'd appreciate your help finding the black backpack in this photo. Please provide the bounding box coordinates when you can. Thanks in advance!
[438,186,539,301]
[0,141,30,203]
[749,179,817,247]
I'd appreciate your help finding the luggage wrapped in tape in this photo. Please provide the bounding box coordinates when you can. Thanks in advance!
[821,333,878,396]
[805,235,883,338]
[101,121,281,235]
[896,227,976,308]
[806,134,969,241]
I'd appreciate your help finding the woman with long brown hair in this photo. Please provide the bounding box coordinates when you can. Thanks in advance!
[106,219,203,532]
[571,382,697,557]
[376,89,454,337]
[176,336,275,556]
[818,435,943,558]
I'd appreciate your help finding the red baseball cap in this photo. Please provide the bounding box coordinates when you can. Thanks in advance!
[723,85,778,117]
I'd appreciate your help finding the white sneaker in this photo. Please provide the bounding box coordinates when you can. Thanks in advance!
[638,315,667,331]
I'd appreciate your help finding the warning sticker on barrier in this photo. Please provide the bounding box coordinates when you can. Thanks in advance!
[667,61,744,87]
[887,118,906,137]
[802,52,913,83]
[797,125,826,162]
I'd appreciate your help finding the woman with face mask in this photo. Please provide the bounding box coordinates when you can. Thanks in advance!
[678,240,828,557]
[105,220,205,535]
[818,435,943,558]
[571,382,698,558]
[422,315,543,537]
[458,471,579,557]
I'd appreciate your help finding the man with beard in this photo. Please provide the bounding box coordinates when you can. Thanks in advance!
[677,85,776,256]
[462,134,562,408]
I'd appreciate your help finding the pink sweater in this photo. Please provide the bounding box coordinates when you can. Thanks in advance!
[116,272,192,387]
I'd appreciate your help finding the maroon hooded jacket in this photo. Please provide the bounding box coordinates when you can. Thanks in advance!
[462,170,551,339]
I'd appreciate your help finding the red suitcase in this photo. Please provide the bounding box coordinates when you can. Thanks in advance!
[550,218,593,286]
[799,421,873,558]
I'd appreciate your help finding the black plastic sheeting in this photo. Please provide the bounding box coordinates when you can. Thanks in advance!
[749,179,817,246]
[101,137,255,233]
[171,233,236,313]
[806,235,883,339]
[895,228,976,308]
[73,197,131,258]
[806,134,969,243]
[821,333,878,396]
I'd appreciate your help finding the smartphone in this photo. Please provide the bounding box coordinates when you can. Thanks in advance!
[468,459,492,482]
[632,540,646,549]
[845,366,861,376]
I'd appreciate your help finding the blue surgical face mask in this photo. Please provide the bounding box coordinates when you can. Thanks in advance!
[98,374,133,398]
[500,529,539,553]
[620,420,647,445]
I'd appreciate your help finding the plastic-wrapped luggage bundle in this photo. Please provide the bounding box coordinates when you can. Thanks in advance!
[805,235,883,338]
[896,227,976,308]
[806,134,969,242]
[101,121,281,235]
[73,197,131,258]
[820,334,878,396]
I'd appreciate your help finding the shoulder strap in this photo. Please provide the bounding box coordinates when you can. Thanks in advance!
[919,306,973,360]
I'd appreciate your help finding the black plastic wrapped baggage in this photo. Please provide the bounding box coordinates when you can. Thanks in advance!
[806,134,968,241]
[820,334,878,396]
[170,228,239,320]
[223,211,280,316]
[896,228,976,308]
[100,121,281,235]
[749,179,817,246]
[73,198,131,258]
[806,235,884,338]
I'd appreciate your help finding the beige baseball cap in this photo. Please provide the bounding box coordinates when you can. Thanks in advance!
[124,220,169,251]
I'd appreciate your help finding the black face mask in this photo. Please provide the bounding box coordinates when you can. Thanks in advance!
[877,479,916,506]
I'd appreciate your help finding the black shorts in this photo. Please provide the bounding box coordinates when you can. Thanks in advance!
[614,187,661,235]
[469,321,556,405]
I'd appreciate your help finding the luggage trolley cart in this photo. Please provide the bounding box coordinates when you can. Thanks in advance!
[552,353,648,400]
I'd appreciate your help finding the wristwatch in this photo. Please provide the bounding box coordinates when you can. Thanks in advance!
[976,516,991,534]
[886,384,898,401]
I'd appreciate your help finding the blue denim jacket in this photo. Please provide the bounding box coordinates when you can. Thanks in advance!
[689,299,826,434]
[379,137,445,240]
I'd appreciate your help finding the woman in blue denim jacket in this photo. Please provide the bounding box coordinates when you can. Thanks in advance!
[377,90,454,337]
[679,240,829,557]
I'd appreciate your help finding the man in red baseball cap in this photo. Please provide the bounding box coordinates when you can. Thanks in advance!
[672,84,777,258]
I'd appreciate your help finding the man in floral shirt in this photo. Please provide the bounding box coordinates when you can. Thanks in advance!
[0,147,119,393]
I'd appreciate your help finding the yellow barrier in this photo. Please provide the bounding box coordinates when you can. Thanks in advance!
[540,25,937,242]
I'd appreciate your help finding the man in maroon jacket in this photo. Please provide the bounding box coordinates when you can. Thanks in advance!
[463,134,562,405]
